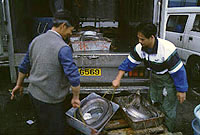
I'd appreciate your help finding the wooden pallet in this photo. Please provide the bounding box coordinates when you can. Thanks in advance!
[102,119,182,135]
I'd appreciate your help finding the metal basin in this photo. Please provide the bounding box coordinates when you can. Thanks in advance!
[65,92,119,135]
[114,92,165,130]
[76,96,113,129]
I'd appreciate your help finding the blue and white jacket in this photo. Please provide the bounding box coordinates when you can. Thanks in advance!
[119,38,188,92]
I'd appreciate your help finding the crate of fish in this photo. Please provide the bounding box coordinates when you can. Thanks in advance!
[70,31,112,51]
[114,92,165,130]
[65,92,119,135]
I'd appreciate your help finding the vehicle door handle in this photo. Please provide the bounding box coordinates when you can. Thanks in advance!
[179,36,182,41]
[189,37,193,41]
[73,55,81,59]
[87,55,99,59]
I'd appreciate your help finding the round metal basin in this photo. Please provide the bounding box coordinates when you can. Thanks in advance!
[76,97,113,129]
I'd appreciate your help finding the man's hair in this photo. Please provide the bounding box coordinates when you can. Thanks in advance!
[136,22,157,38]
[53,10,78,28]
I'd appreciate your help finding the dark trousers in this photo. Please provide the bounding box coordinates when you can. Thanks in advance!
[29,94,67,135]
[150,73,178,132]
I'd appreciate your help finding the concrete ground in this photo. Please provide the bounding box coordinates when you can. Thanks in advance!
[174,88,200,135]
[0,67,199,135]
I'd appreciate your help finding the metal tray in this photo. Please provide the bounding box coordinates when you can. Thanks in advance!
[70,32,111,52]
[65,92,119,135]
[114,94,165,130]
[71,40,111,51]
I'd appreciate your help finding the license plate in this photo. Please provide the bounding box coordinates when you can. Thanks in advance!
[79,68,101,76]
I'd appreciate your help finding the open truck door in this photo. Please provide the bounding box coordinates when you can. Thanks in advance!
[0,0,15,78]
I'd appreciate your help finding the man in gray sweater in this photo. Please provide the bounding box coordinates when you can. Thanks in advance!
[11,10,80,135]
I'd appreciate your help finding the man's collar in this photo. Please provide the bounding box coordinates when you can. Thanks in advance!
[142,37,158,54]
[53,19,72,27]
[49,30,62,38]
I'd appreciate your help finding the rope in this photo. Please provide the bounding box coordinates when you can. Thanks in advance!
[74,106,86,125]
[110,87,116,101]
[102,86,116,101]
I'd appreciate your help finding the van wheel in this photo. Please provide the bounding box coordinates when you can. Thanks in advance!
[187,57,200,87]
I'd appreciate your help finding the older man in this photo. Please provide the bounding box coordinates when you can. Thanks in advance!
[11,10,80,135]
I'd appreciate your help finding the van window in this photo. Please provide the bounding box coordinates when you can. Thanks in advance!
[192,15,200,32]
[168,0,200,7]
[166,15,188,33]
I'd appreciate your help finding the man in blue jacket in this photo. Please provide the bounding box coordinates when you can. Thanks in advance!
[112,22,188,132]
[11,10,80,135]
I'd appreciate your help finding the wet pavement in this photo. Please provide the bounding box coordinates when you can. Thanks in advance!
[175,88,200,135]
[0,67,199,135]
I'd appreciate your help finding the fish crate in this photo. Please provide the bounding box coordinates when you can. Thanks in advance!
[114,93,165,130]
[70,31,112,51]
[71,40,111,51]
[65,92,119,135]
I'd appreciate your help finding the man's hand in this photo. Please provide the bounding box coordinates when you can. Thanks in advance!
[71,85,80,108]
[10,85,23,100]
[71,97,80,108]
[177,92,186,104]
[10,72,26,100]
[112,79,120,89]
[112,70,125,89]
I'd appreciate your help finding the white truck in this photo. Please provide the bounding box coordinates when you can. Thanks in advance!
[0,0,168,94]
[165,7,200,88]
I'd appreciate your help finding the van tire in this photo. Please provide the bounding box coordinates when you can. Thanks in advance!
[187,57,200,88]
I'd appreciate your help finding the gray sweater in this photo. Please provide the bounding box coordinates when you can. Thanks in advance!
[28,30,70,103]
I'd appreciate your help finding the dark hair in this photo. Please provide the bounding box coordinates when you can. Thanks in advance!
[53,10,78,28]
[136,22,157,38]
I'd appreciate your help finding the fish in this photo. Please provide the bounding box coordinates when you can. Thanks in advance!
[125,105,150,120]
[120,92,158,121]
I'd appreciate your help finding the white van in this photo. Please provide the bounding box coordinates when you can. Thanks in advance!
[165,7,200,87]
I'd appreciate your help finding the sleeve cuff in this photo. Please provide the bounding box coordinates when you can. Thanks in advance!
[18,66,28,74]
[70,80,80,87]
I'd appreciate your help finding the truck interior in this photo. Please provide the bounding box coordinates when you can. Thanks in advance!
[10,0,154,53]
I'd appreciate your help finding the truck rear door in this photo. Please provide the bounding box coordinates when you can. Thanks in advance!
[73,51,150,93]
